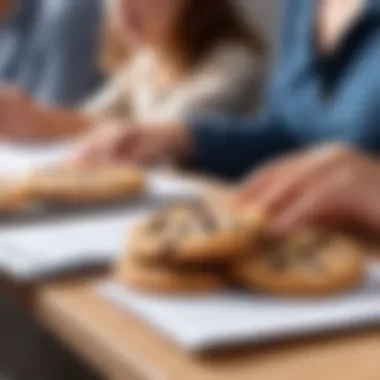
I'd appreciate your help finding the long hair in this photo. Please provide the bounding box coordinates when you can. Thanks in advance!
[101,0,265,74]
[176,0,265,69]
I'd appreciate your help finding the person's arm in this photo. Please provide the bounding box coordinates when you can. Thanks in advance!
[30,103,92,140]
[233,144,380,238]
[188,114,298,179]
[0,59,136,142]
[0,88,92,141]
[182,0,302,179]
[70,1,300,169]
[32,59,136,141]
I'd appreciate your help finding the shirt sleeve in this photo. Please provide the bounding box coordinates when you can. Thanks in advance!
[31,0,104,106]
[186,0,300,179]
[189,114,298,179]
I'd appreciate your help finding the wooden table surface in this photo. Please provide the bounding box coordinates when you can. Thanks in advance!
[22,274,380,380]
[2,176,380,380]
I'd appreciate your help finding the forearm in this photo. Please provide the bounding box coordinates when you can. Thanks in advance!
[32,104,93,141]
[188,114,299,179]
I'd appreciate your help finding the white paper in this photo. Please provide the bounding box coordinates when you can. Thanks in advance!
[0,142,72,176]
[0,209,144,279]
[98,264,380,351]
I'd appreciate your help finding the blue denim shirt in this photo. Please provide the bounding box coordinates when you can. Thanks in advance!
[190,0,380,179]
[0,0,103,106]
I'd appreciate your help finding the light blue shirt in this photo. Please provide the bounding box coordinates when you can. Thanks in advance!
[0,0,103,106]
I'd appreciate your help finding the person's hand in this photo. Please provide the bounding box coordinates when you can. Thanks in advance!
[234,144,380,237]
[0,87,45,142]
[69,120,193,167]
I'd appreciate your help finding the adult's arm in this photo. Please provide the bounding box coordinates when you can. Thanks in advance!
[186,0,302,179]
[189,115,298,179]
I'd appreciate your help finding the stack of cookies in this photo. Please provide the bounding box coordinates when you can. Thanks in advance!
[117,201,264,293]
[0,165,145,213]
[118,201,365,297]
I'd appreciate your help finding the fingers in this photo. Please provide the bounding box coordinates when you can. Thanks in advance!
[254,144,352,215]
[234,145,328,207]
[233,143,380,236]
[272,168,380,236]
[69,122,142,167]
[234,144,352,212]
[69,127,112,167]
[69,144,100,167]
[272,169,352,234]
[234,153,297,208]
[128,142,156,165]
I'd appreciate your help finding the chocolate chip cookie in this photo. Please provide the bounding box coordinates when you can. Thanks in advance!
[28,165,145,204]
[0,177,31,213]
[128,202,264,265]
[233,230,364,296]
[116,257,226,293]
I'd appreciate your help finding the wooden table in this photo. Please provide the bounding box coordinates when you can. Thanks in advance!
[2,177,380,380]
[14,274,377,380]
